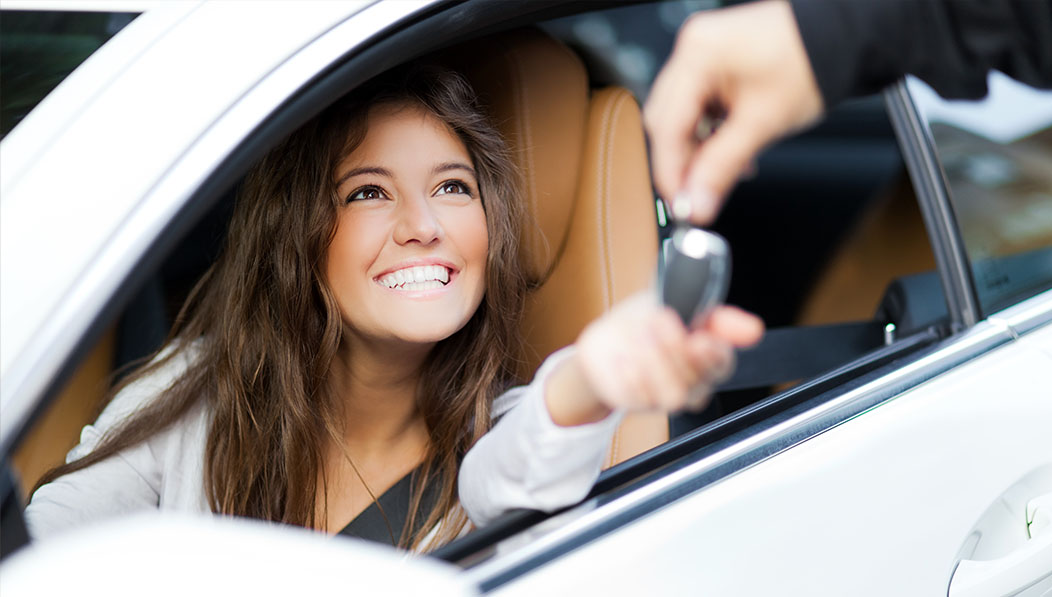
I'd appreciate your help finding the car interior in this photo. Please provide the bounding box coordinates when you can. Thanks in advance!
[2,0,963,564]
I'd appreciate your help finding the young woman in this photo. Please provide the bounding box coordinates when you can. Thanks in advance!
[26,66,761,551]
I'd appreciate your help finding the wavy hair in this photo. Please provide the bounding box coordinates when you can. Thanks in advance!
[36,65,529,550]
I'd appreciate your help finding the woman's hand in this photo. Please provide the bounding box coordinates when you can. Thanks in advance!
[545,292,763,427]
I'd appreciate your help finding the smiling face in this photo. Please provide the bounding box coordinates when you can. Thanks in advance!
[326,102,489,350]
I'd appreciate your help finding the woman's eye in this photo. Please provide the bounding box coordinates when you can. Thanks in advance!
[347,186,384,202]
[436,180,471,196]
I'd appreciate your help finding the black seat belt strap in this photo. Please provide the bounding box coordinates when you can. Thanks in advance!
[719,321,887,391]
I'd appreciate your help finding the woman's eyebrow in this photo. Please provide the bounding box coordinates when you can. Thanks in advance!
[336,165,392,187]
[433,162,477,179]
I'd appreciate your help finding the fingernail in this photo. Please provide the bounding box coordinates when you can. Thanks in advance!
[671,192,693,222]
[689,187,717,224]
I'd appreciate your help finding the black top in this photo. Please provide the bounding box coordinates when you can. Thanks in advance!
[336,467,442,547]
[791,0,1052,106]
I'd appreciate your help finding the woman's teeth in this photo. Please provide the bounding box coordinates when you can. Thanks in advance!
[378,265,450,290]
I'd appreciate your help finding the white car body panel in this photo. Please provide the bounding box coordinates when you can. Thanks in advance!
[492,308,1052,596]
[0,512,476,596]
[0,1,202,187]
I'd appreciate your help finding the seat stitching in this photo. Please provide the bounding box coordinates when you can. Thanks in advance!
[509,50,538,239]
[595,93,616,465]
[595,95,615,311]
[597,90,629,467]
[602,92,628,308]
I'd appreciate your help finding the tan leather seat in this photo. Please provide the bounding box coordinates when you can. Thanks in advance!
[443,29,668,465]
[11,330,115,500]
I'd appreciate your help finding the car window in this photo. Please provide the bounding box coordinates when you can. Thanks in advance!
[0,9,137,139]
[907,73,1052,316]
[542,2,946,437]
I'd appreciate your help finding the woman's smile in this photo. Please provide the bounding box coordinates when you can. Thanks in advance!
[374,261,456,296]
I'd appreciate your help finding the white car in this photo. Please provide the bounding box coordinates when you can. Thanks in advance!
[1,1,1050,595]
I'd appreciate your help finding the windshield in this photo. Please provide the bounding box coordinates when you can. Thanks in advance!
[0,9,137,139]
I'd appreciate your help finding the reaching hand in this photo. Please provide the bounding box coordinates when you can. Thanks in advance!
[545,292,763,426]
[644,0,824,224]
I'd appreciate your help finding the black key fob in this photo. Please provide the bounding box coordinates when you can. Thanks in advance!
[661,227,731,326]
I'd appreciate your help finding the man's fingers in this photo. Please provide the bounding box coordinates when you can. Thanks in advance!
[644,52,713,204]
[682,108,777,223]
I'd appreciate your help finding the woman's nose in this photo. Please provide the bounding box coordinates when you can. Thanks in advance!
[393,194,442,246]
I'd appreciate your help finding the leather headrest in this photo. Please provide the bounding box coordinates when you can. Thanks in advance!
[441,29,589,281]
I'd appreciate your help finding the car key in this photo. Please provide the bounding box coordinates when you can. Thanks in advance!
[660,194,731,326]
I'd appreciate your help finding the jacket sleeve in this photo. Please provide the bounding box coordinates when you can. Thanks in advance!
[23,347,193,540]
[458,348,624,527]
[791,0,1052,107]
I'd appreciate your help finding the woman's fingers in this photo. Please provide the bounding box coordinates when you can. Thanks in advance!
[685,332,735,385]
[575,294,764,413]
[703,305,765,348]
[651,307,695,387]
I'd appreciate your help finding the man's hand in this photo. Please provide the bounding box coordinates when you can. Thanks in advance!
[644,0,824,224]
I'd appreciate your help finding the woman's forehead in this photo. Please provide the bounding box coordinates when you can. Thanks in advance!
[339,102,473,173]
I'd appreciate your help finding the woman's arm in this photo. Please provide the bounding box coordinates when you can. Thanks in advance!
[23,347,202,540]
[458,348,622,527]
[545,294,762,425]
[459,293,762,527]
[25,442,162,540]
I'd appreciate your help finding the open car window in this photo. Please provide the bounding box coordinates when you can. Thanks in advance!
[538,3,948,439]
[907,73,1052,316]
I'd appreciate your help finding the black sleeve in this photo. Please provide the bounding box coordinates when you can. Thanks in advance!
[790,0,1052,107]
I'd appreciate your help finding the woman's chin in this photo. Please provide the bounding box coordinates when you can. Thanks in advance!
[375,320,468,347]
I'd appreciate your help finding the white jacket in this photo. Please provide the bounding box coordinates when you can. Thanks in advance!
[25,346,621,542]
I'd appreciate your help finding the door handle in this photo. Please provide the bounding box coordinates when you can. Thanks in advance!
[947,532,1052,597]
[949,491,1052,597]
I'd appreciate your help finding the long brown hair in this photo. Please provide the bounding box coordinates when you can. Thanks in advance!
[36,66,529,550]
